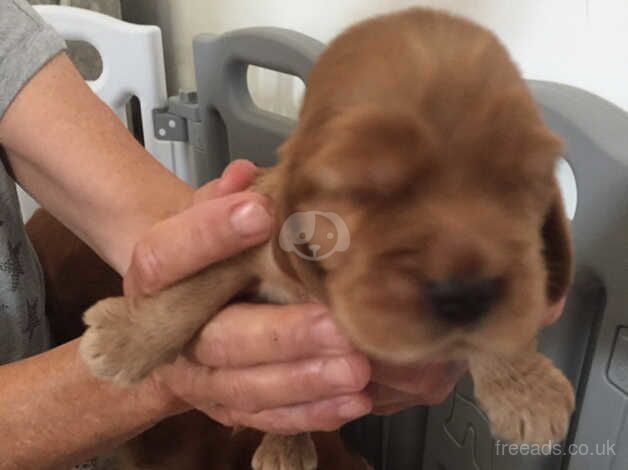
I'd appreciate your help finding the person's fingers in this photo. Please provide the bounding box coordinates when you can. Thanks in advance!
[205,393,372,434]
[167,352,370,413]
[541,297,566,327]
[370,361,467,400]
[188,303,354,368]
[194,160,259,202]
[367,383,422,407]
[371,398,427,417]
[123,192,272,296]
[367,381,455,413]
[368,371,461,415]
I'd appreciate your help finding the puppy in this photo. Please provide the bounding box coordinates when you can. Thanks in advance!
[79,8,575,469]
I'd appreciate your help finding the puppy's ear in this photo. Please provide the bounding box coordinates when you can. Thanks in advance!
[541,183,573,303]
[269,155,330,300]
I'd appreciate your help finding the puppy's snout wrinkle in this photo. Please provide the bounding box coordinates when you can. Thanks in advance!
[425,277,502,324]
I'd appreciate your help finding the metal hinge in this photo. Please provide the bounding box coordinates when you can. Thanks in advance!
[153,91,204,150]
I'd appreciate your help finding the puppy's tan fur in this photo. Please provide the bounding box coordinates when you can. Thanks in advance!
[79,8,574,469]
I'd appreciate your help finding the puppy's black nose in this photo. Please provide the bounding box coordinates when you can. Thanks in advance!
[425,277,502,324]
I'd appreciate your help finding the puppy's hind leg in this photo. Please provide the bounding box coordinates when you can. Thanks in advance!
[80,256,255,385]
[252,433,317,470]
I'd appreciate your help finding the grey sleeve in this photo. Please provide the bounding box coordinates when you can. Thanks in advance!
[0,0,66,120]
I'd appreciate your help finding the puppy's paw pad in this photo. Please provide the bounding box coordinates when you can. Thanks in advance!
[252,434,317,470]
[488,396,573,444]
[79,297,166,385]
[478,355,575,444]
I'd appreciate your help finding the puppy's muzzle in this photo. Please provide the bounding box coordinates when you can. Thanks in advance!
[425,277,503,324]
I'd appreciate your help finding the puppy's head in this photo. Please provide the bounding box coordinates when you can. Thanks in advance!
[273,9,572,363]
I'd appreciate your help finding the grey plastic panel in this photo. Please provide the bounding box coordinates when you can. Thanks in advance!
[192,28,323,180]
[191,27,628,470]
[533,82,628,470]
[608,328,628,394]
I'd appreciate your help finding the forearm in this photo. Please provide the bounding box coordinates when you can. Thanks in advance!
[0,339,182,469]
[0,53,193,274]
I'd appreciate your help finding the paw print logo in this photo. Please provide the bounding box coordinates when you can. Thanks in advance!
[279,211,350,261]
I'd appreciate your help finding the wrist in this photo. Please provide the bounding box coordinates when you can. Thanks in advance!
[110,188,195,276]
[71,338,188,424]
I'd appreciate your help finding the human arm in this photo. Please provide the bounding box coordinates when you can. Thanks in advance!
[0,52,192,274]
[0,162,371,469]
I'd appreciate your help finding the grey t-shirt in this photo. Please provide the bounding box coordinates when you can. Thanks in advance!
[0,0,66,363]
[0,163,51,363]
[0,0,67,119]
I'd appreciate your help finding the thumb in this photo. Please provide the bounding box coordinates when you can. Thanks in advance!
[124,192,272,296]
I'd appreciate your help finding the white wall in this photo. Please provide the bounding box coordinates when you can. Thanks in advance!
[123,0,628,113]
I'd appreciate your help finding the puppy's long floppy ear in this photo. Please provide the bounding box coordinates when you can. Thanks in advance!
[270,135,330,300]
[541,182,574,303]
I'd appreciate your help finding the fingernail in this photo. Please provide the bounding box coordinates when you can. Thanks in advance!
[322,358,356,389]
[230,202,271,237]
[337,398,370,419]
[310,314,352,351]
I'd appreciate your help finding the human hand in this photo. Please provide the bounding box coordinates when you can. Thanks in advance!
[156,303,371,433]
[368,298,567,416]
[124,160,371,433]
[123,160,271,297]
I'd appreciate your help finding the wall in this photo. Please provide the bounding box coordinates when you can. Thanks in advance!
[122,0,628,114]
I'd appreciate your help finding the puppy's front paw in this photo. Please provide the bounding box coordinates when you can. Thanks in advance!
[473,353,575,444]
[79,297,176,385]
[252,433,317,470]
